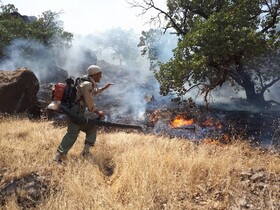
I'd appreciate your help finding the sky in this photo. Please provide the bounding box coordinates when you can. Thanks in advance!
[2,0,167,35]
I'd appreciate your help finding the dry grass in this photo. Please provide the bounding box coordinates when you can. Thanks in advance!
[0,116,280,209]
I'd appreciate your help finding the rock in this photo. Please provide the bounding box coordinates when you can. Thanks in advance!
[240,170,253,180]
[39,65,68,84]
[250,171,265,182]
[0,67,39,113]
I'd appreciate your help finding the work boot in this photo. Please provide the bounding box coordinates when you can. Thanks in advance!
[81,144,92,158]
[53,151,66,164]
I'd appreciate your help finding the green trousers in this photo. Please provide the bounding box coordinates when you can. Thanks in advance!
[57,104,97,154]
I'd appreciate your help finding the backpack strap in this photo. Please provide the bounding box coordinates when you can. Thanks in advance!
[73,77,91,104]
[74,77,81,87]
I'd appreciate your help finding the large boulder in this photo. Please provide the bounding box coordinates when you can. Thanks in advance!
[0,67,39,113]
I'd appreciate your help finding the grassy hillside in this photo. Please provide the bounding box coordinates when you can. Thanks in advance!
[0,116,280,209]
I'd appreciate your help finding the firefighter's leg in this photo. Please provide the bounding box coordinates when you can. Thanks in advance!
[81,126,97,156]
[57,118,80,155]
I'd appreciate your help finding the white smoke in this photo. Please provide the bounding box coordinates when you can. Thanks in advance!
[59,31,177,121]
[0,29,175,120]
[0,39,54,80]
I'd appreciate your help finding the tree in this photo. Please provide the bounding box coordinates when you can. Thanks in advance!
[130,0,280,108]
[29,10,73,49]
[138,29,162,67]
[0,4,73,59]
[138,28,177,69]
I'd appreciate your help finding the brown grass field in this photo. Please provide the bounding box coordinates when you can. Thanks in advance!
[0,116,280,210]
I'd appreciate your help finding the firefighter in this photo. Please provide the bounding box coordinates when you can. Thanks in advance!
[53,65,113,163]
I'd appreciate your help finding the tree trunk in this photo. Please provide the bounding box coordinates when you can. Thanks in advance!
[243,81,266,108]
[233,65,267,108]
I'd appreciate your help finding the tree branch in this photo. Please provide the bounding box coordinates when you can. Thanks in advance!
[127,0,186,35]
[261,77,280,94]
[261,0,280,33]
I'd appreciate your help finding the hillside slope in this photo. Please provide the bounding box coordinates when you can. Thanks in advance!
[0,117,280,209]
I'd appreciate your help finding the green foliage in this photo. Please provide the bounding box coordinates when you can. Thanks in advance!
[151,0,280,105]
[29,10,73,48]
[0,4,73,59]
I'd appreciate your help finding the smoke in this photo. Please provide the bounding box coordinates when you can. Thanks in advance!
[62,31,178,121]
[6,27,278,119]
[265,82,280,103]
[0,28,178,120]
[0,30,246,118]
[0,39,54,80]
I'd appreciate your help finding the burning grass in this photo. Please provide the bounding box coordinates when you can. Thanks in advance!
[0,116,280,209]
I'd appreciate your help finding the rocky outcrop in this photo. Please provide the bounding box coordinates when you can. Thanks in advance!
[10,11,37,23]
[0,67,39,113]
[39,65,68,84]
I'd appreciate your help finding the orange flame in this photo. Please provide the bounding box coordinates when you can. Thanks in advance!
[203,138,220,145]
[202,118,222,129]
[170,116,194,128]
[203,134,230,146]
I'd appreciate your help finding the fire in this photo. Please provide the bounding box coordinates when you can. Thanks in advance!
[170,115,194,128]
[202,118,222,129]
[202,134,231,146]
[203,138,220,145]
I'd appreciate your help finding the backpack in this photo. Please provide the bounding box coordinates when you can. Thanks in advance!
[48,77,90,110]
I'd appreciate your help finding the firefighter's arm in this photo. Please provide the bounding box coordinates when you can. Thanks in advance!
[80,83,104,117]
[97,83,114,94]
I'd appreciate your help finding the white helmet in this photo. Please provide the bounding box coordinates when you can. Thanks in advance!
[87,65,102,76]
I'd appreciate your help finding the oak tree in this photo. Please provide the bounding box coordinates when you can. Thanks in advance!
[0,4,73,59]
[130,0,280,108]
